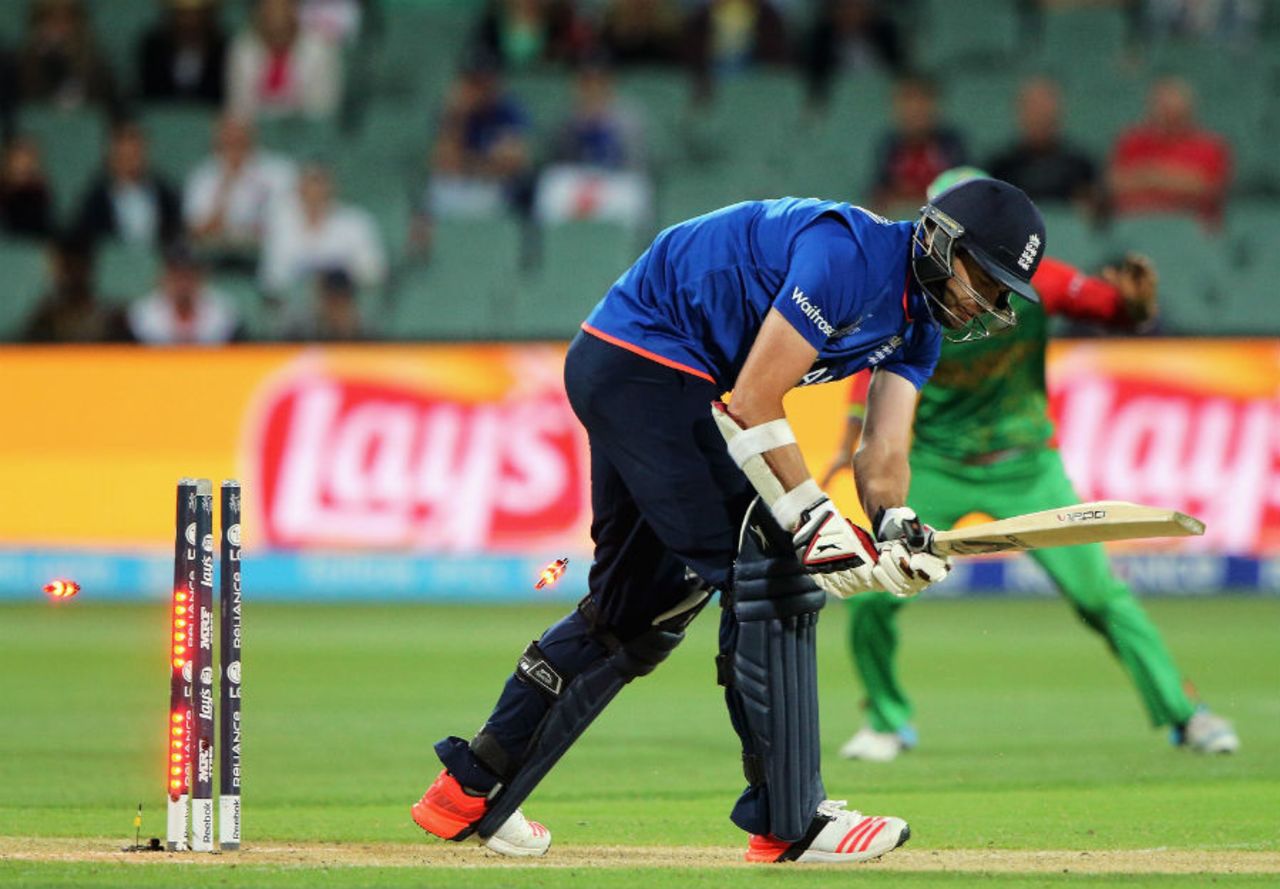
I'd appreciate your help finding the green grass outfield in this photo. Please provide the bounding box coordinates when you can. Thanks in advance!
[1,596,1277,888]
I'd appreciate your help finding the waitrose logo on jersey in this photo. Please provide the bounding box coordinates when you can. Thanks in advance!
[252,371,588,551]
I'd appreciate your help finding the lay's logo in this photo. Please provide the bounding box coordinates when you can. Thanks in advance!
[251,371,588,551]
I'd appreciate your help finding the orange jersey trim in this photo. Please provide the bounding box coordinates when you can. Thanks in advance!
[580,323,717,385]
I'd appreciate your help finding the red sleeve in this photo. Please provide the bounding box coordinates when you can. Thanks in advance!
[846,370,870,417]
[1033,255,1127,325]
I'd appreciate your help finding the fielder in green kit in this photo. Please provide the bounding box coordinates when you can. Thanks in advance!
[824,168,1239,761]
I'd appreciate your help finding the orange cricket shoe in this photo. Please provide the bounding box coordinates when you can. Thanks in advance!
[411,769,552,857]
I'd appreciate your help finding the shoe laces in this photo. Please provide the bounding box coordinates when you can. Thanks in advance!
[816,799,861,820]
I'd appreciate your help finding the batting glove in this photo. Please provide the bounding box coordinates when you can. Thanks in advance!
[791,497,917,599]
[874,506,952,598]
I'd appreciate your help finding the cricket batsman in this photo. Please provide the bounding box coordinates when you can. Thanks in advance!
[827,168,1240,764]
[411,180,1047,861]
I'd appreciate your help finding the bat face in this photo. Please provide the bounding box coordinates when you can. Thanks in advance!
[932,501,1205,557]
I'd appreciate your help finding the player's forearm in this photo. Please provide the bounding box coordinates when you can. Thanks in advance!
[726,396,814,493]
[852,441,909,523]
[765,442,818,493]
[729,308,824,495]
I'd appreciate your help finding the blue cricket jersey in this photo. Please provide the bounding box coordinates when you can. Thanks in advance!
[582,198,942,391]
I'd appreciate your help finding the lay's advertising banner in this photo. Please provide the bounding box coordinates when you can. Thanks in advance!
[0,340,1276,600]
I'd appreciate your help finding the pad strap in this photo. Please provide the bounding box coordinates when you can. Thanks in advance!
[726,418,796,466]
[516,641,568,701]
[469,729,516,783]
[776,815,835,862]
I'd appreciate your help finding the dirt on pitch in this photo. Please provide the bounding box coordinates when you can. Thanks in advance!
[2,837,1279,875]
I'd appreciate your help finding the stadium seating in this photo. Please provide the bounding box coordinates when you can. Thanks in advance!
[141,105,219,188]
[387,218,524,340]
[88,0,157,97]
[0,2,23,46]
[1106,215,1232,335]
[96,241,161,304]
[507,73,574,159]
[0,239,48,340]
[1032,4,1132,70]
[1040,206,1108,272]
[0,0,1278,342]
[946,74,1023,162]
[614,69,694,169]
[366,1,472,103]
[16,107,106,228]
[514,221,635,338]
[917,0,1022,68]
[656,167,764,230]
[685,71,807,171]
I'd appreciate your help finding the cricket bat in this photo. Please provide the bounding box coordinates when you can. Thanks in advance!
[931,501,1205,556]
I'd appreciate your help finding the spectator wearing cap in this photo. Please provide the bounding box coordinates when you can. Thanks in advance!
[185,114,297,254]
[125,243,241,345]
[1108,76,1231,227]
[227,0,342,121]
[0,134,55,240]
[804,0,907,106]
[73,120,183,248]
[138,0,229,105]
[23,236,126,343]
[260,161,386,297]
[16,0,118,111]
[988,76,1099,214]
[868,75,967,217]
[426,56,532,219]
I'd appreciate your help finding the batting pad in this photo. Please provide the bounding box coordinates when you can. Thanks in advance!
[730,501,827,842]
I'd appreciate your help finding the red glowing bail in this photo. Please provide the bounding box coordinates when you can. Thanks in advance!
[534,557,569,590]
[43,579,81,600]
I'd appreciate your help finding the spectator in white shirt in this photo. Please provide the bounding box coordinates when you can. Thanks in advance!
[126,242,241,344]
[226,0,342,121]
[260,161,386,296]
[185,114,297,254]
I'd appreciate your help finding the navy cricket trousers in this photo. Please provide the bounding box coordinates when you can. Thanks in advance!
[437,331,781,834]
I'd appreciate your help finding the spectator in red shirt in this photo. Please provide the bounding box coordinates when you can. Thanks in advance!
[865,77,962,218]
[868,75,967,218]
[1108,76,1231,227]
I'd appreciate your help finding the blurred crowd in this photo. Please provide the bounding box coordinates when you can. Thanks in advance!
[0,0,1272,344]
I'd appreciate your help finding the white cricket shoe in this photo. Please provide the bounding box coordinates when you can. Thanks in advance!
[481,808,552,857]
[839,724,917,762]
[745,800,910,863]
[1176,708,1240,754]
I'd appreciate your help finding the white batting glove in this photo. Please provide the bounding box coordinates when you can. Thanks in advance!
[874,506,952,598]
[790,497,917,599]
